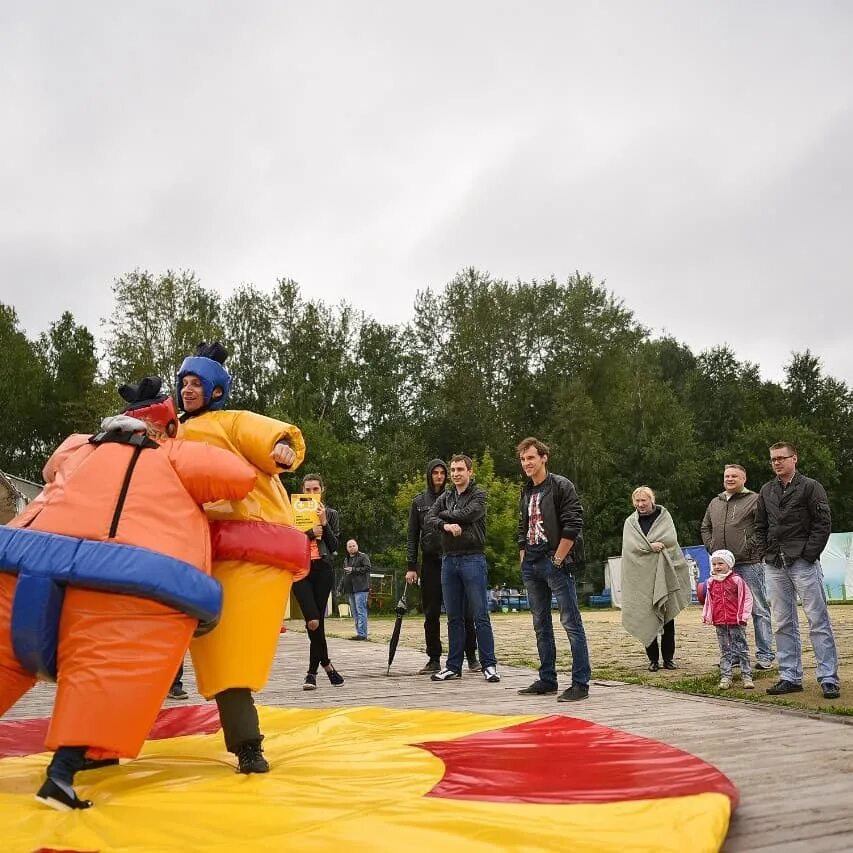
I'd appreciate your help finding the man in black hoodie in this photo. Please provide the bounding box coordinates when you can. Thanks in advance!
[406,460,478,674]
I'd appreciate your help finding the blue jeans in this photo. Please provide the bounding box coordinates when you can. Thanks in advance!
[733,562,774,665]
[348,591,369,639]
[441,553,496,673]
[716,625,752,678]
[521,553,591,687]
[765,559,839,687]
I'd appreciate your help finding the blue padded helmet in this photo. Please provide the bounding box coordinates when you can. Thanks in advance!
[176,342,232,412]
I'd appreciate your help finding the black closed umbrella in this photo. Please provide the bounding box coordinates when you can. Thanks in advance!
[385,583,410,676]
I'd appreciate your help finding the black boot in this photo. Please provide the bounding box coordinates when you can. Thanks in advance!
[35,778,93,811]
[235,739,270,774]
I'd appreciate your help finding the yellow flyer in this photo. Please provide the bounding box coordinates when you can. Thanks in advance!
[290,493,321,532]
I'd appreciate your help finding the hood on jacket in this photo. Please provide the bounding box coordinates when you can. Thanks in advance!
[426,458,448,496]
[716,487,753,500]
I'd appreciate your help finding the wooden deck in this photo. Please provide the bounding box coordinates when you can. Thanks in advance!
[8,632,853,852]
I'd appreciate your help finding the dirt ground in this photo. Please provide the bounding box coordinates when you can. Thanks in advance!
[289,603,853,716]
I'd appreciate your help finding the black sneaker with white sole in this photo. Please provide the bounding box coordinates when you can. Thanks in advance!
[35,778,93,811]
[431,668,461,681]
[482,666,501,683]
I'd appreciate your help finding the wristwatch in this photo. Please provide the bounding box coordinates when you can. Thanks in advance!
[551,554,565,568]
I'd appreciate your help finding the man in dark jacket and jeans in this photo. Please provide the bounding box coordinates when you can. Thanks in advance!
[426,455,500,684]
[342,539,371,640]
[515,437,591,702]
[755,442,839,699]
[406,459,478,674]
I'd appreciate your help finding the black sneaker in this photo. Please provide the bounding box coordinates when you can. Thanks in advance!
[418,659,440,674]
[766,679,804,695]
[821,682,841,700]
[431,668,461,682]
[662,660,677,670]
[647,661,659,672]
[303,673,317,691]
[168,685,189,700]
[236,740,270,774]
[557,684,589,702]
[518,680,558,695]
[467,656,482,673]
[35,778,93,811]
[327,667,344,686]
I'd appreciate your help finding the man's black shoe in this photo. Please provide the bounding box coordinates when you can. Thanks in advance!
[662,660,677,670]
[35,778,93,811]
[467,656,482,673]
[821,682,841,700]
[766,679,804,696]
[648,661,659,672]
[235,740,270,774]
[418,659,440,674]
[168,685,189,700]
[557,684,589,702]
[518,680,558,696]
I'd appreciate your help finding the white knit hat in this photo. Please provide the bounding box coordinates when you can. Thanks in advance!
[710,549,735,568]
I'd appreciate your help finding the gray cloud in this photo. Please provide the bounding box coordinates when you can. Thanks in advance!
[2,2,851,382]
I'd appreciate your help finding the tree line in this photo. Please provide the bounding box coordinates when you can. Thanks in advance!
[2,268,851,588]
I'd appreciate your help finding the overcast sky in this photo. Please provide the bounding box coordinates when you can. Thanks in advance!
[2,2,851,383]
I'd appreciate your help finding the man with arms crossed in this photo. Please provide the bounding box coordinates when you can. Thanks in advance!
[426,455,500,684]
[405,459,479,674]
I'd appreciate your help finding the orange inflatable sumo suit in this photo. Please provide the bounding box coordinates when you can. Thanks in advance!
[0,411,256,762]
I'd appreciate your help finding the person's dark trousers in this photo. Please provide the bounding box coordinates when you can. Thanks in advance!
[441,553,496,673]
[645,619,676,664]
[215,688,261,753]
[521,552,592,687]
[46,746,88,785]
[306,558,334,674]
[171,663,184,692]
[421,553,477,661]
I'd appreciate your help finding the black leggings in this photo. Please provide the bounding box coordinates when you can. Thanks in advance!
[305,558,334,674]
[215,688,260,753]
[645,619,675,664]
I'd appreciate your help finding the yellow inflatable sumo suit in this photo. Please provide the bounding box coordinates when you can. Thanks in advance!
[176,343,309,772]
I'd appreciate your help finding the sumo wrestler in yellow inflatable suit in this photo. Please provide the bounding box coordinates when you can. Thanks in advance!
[177,342,310,774]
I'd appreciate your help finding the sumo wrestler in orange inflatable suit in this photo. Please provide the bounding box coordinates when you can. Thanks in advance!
[177,343,310,774]
[0,377,256,809]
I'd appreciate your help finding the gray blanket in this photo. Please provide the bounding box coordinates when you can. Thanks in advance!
[621,506,692,647]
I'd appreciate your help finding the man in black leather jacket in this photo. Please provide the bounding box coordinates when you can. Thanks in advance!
[425,455,500,684]
[755,442,839,699]
[515,437,591,703]
[405,459,478,674]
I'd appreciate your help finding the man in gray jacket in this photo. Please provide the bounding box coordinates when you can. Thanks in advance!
[701,464,774,669]
[755,443,839,699]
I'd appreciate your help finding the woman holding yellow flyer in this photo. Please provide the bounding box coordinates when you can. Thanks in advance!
[294,473,345,691]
